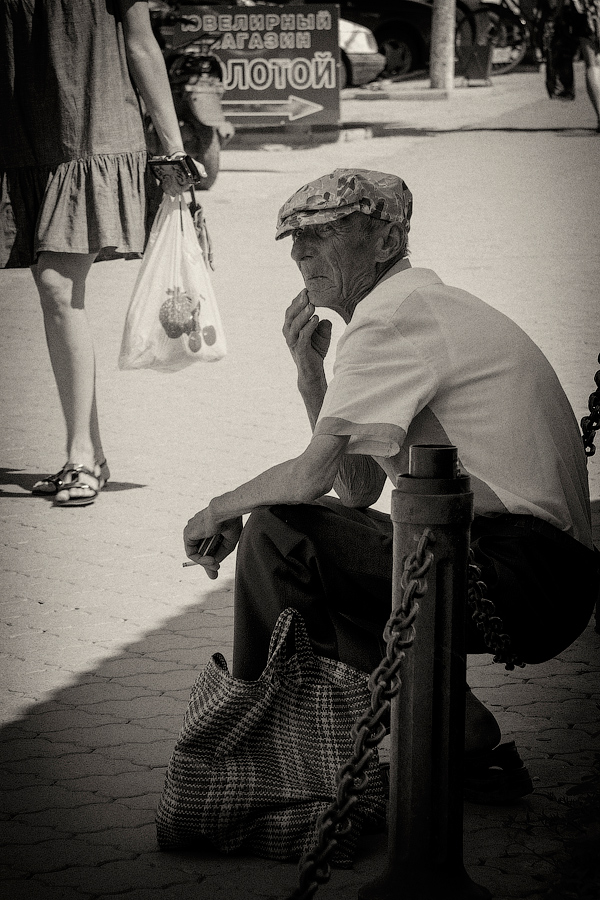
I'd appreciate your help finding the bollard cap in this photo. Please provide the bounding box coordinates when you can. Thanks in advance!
[409,445,458,479]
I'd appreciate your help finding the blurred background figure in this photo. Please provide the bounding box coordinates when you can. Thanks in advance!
[541,0,600,129]
[0,0,191,506]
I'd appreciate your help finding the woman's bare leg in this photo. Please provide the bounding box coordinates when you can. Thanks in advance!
[579,37,600,128]
[31,251,106,499]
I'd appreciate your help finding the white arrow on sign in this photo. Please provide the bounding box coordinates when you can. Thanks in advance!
[222,95,324,121]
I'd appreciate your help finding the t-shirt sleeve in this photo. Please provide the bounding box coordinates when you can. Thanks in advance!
[314,315,438,457]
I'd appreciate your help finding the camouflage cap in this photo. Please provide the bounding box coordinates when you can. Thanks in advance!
[275,168,412,240]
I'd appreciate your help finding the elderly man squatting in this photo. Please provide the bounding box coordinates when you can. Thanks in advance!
[183,169,600,802]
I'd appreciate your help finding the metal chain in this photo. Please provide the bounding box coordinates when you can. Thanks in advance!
[581,354,600,457]
[284,528,435,900]
[467,549,525,671]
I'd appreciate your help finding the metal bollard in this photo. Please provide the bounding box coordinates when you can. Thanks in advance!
[359,445,491,900]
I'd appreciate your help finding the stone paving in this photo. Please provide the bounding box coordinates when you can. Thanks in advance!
[1,65,600,899]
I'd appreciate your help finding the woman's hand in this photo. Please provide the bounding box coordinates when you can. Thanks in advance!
[153,155,207,197]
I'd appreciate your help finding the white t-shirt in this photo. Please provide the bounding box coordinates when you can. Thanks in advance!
[314,264,593,548]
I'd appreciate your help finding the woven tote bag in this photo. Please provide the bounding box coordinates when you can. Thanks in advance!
[156,608,386,864]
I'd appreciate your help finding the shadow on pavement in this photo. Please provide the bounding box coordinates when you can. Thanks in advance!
[455,126,596,134]
[343,123,597,137]
[0,468,146,497]
[0,576,281,900]
[1,555,599,898]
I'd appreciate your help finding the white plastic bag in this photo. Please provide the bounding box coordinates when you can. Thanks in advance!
[119,194,226,372]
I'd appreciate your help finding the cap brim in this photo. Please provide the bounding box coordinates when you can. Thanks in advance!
[275,204,362,240]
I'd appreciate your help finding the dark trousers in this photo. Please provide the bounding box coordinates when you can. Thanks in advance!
[233,498,600,681]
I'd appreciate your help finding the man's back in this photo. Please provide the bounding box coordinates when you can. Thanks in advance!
[318,265,593,547]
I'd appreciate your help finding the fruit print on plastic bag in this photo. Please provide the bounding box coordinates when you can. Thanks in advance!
[119,195,226,372]
[159,288,199,339]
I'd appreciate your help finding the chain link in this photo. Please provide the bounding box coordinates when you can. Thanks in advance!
[581,354,600,457]
[467,549,525,671]
[284,529,435,900]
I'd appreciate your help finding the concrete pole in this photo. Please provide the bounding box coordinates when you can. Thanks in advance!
[359,445,490,900]
[430,0,456,93]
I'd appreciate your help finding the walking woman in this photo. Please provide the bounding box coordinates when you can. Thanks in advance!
[542,0,600,130]
[577,0,600,129]
[0,1,191,505]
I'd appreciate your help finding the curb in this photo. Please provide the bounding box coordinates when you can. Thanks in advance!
[346,87,450,101]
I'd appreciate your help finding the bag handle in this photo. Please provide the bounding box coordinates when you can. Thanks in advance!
[261,608,317,678]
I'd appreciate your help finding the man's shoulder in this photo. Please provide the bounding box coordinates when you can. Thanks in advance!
[353,265,524,349]
[380,265,443,297]
[357,265,454,327]
[360,266,441,316]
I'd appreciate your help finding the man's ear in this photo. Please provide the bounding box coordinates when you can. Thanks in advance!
[374,223,403,262]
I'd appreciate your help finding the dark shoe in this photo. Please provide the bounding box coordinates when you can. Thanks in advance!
[33,459,109,496]
[464,741,533,804]
[379,741,533,806]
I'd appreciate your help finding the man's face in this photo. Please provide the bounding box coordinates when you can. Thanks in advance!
[290,212,379,317]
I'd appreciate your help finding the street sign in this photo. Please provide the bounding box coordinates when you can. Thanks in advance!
[221,95,324,121]
[170,5,341,128]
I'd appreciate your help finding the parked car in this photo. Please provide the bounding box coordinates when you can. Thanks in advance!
[327,0,533,79]
[339,18,387,87]
[267,0,436,78]
[245,2,387,87]
[329,0,436,78]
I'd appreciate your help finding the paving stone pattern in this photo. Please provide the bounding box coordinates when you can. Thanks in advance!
[1,66,599,899]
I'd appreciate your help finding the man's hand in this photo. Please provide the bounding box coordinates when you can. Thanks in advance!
[283,289,332,381]
[183,513,243,580]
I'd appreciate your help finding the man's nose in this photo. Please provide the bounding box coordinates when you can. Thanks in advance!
[291,232,312,262]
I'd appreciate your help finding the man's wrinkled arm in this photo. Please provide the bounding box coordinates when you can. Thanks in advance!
[184,434,350,573]
[298,370,385,508]
[302,381,385,507]
[200,433,350,533]
[284,290,385,509]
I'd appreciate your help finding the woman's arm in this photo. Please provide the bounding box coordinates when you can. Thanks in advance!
[118,0,184,156]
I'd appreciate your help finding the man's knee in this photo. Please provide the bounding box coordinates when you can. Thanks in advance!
[239,505,288,549]
[237,505,308,572]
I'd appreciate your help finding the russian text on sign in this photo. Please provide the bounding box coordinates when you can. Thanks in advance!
[225,53,336,91]
[180,10,332,33]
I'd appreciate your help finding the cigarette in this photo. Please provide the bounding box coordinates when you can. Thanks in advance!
[182,561,197,567]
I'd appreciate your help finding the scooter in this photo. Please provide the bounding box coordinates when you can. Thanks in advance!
[148,1,235,190]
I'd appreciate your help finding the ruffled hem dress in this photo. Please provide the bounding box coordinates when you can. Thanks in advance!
[0,0,149,268]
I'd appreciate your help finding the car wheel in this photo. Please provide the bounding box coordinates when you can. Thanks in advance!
[378,34,416,79]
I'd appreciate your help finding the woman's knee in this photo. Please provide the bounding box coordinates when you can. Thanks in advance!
[33,251,96,314]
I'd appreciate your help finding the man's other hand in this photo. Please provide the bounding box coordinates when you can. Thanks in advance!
[183,514,243,579]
